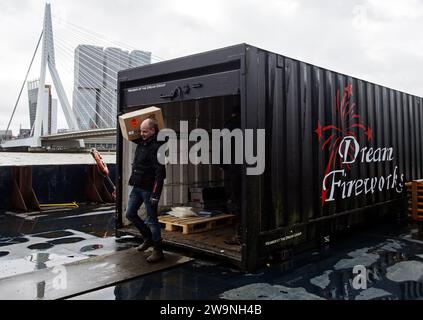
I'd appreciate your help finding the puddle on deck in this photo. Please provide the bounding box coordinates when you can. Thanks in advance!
[0,204,133,280]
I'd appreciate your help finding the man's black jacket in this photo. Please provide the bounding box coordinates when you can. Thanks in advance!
[128,134,166,199]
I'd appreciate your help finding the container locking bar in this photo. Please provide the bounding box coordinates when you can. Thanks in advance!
[160,85,193,100]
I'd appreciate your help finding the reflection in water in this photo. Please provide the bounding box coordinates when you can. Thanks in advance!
[112,266,220,300]
[29,252,50,300]
[314,251,414,300]
[48,237,85,245]
[32,231,74,239]
[37,281,46,300]
[0,237,29,247]
[0,204,117,299]
[80,244,104,252]
[401,281,423,299]
[114,275,163,300]
[28,243,55,250]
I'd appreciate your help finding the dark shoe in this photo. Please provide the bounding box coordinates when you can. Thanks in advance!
[146,249,164,263]
[136,239,153,252]
[146,241,164,263]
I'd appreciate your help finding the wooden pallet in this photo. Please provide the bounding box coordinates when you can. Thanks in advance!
[406,180,423,222]
[158,214,235,235]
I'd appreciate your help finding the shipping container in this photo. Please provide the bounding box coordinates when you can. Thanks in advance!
[116,43,422,271]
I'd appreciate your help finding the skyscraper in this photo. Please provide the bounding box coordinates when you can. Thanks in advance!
[27,80,57,135]
[45,85,58,135]
[27,79,39,129]
[99,47,129,128]
[72,45,151,129]
[73,45,104,130]
[130,50,152,68]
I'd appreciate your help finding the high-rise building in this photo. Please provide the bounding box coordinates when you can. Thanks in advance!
[99,47,129,128]
[72,45,151,129]
[0,130,13,141]
[73,45,104,130]
[45,85,58,135]
[130,50,152,68]
[18,128,31,138]
[27,80,58,135]
[27,79,39,129]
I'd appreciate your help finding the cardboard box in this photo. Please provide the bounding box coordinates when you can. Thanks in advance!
[118,106,165,141]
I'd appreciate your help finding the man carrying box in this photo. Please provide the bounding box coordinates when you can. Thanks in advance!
[125,117,166,263]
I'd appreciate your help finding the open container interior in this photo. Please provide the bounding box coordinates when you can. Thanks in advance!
[121,94,242,264]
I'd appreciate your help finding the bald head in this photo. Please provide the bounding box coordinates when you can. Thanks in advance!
[140,118,157,140]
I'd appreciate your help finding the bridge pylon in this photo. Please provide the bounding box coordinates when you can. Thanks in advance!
[31,3,84,148]
[1,3,85,149]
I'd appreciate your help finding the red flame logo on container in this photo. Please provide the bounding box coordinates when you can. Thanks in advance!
[314,83,372,206]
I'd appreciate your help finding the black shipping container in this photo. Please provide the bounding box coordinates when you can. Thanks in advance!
[116,43,422,271]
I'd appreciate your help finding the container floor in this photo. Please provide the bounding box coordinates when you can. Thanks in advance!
[120,224,242,265]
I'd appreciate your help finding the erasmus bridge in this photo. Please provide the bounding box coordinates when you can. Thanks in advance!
[1,3,163,150]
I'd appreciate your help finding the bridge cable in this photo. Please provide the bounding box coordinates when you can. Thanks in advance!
[4,30,43,140]
[53,43,118,124]
[52,15,168,62]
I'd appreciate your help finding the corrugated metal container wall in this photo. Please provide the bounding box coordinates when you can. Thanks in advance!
[248,47,423,235]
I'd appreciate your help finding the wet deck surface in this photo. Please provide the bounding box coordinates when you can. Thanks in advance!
[0,205,119,280]
[1,204,423,300]
[122,224,242,264]
[0,248,190,300]
[73,222,423,300]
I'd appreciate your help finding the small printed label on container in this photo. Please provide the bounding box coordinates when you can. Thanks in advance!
[265,232,302,246]
[127,83,166,92]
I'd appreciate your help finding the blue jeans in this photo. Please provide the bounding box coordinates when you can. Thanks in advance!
[126,187,161,242]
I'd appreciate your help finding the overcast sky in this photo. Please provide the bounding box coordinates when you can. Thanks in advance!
[1,0,423,134]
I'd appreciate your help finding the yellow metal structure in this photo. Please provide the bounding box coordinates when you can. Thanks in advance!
[39,201,79,209]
